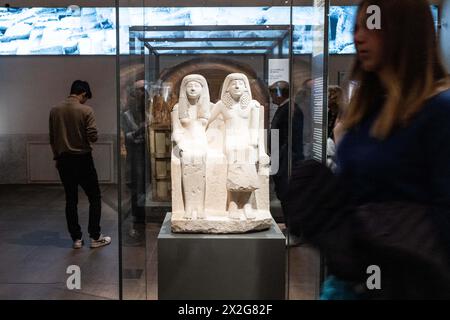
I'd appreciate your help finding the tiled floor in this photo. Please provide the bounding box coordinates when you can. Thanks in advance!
[0,184,119,300]
[0,185,321,300]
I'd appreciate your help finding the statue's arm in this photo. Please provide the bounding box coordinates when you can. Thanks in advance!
[207,102,223,127]
[171,104,184,146]
[254,101,270,166]
[250,101,260,147]
[199,102,213,127]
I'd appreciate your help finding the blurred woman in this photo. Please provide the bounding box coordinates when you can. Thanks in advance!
[286,0,450,300]
[334,0,450,299]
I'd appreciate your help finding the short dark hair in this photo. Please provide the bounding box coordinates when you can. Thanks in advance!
[70,80,92,99]
[269,81,289,99]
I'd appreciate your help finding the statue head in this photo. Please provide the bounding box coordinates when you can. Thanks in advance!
[227,79,246,100]
[185,80,203,100]
[178,74,210,120]
[221,73,252,108]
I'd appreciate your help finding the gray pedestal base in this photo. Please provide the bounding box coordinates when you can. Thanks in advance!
[158,213,286,300]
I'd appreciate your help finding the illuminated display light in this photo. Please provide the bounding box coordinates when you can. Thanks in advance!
[0,6,439,56]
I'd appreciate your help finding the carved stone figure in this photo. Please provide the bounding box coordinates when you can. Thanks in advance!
[171,73,272,233]
[209,73,270,220]
[171,74,211,220]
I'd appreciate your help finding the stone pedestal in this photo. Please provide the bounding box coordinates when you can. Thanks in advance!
[171,210,273,234]
[158,213,286,300]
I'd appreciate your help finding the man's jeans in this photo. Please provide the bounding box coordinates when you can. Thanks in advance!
[57,153,101,241]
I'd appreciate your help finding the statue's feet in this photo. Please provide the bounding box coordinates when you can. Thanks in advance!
[244,204,256,220]
[183,210,192,220]
[229,209,241,220]
[228,200,240,220]
[196,209,205,219]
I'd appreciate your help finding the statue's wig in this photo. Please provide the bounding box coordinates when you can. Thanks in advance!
[220,73,252,109]
[178,74,210,119]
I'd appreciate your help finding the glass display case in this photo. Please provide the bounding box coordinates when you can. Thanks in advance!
[117,0,329,300]
[1,0,447,302]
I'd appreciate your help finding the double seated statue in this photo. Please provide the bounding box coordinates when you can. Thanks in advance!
[171,73,271,233]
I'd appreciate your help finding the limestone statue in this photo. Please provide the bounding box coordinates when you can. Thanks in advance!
[171,73,272,233]
[209,73,270,220]
[171,74,211,220]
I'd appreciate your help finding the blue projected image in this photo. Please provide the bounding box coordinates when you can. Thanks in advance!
[119,6,290,55]
[0,7,115,55]
[329,6,357,54]
[328,5,439,54]
[0,6,440,55]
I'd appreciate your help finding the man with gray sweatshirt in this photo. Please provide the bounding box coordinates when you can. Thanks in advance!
[49,80,111,249]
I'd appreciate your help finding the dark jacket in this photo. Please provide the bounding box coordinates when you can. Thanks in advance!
[283,160,450,299]
[270,101,304,201]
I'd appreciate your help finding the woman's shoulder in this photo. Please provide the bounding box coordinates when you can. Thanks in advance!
[425,88,450,113]
[418,88,450,132]
[414,89,450,129]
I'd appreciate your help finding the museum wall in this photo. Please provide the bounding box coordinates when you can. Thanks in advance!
[0,56,117,184]
[158,54,353,93]
[1,0,446,185]
[0,53,351,185]
[159,55,266,85]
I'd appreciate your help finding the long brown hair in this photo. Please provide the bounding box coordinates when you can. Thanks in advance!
[343,0,449,139]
